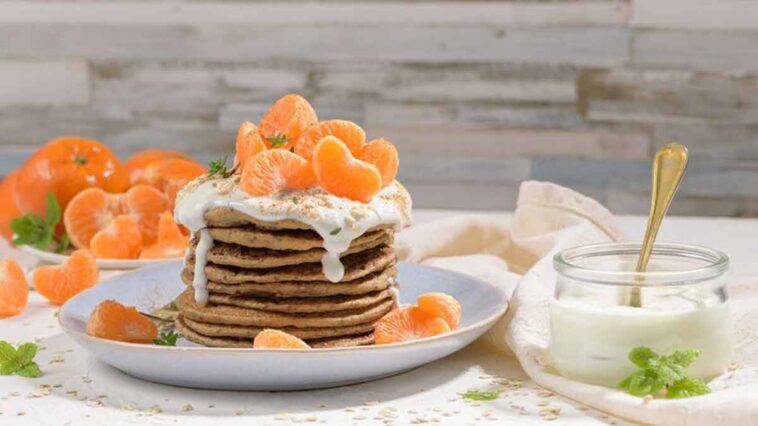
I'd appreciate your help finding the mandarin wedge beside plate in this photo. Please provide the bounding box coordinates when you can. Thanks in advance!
[59,261,508,391]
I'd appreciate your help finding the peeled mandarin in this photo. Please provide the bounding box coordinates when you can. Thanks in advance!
[139,212,190,259]
[295,119,366,161]
[240,150,317,196]
[86,300,158,343]
[90,215,143,260]
[253,329,311,349]
[374,306,451,345]
[258,94,318,150]
[235,121,267,169]
[313,136,382,203]
[360,138,399,186]
[0,258,28,318]
[417,292,462,329]
[34,249,99,306]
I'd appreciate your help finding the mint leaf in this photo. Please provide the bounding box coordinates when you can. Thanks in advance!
[208,156,233,178]
[0,341,17,364]
[16,362,41,378]
[669,349,700,368]
[56,233,70,254]
[329,227,342,236]
[461,389,502,401]
[153,330,179,346]
[44,193,61,226]
[619,370,665,397]
[657,360,686,383]
[266,133,290,147]
[16,343,37,365]
[0,359,19,375]
[667,377,711,399]
[629,346,659,369]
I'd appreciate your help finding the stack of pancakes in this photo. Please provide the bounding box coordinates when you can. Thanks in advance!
[174,207,399,348]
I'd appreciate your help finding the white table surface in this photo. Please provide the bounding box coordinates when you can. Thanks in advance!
[0,210,756,426]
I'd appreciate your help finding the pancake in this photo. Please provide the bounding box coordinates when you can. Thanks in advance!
[179,315,378,340]
[208,225,392,251]
[176,316,374,348]
[180,266,396,297]
[197,230,392,269]
[206,288,395,313]
[175,289,396,328]
[187,245,396,284]
[203,207,314,230]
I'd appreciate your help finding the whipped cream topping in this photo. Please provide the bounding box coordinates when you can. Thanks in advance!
[174,175,412,305]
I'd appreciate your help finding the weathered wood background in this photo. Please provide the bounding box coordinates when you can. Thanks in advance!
[0,1,756,215]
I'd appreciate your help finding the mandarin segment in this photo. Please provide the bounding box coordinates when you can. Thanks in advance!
[313,136,382,203]
[63,188,121,249]
[90,215,143,259]
[235,121,267,169]
[259,94,318,149]
[374,306,451,345]
[295,119,366,161]
[0,170,22,241]
[120,185,170,245]
[14,136,129,217]
[240,150,317,196]
[86,300,158,344]
[0,258,29,318]
[417,292,462,329]
[34,249,99,306]
[141,158,207,208]
[360,138,399,186]
[140,212,190,259]
[253,329,311,349]
[124,150,193,186]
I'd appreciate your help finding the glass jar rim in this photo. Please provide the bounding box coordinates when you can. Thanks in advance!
[553,242,729,287]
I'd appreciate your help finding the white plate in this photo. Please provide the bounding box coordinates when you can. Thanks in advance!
[20,245,181,270]
[59,261,508,391]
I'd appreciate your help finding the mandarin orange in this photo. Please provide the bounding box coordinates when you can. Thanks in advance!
[259,94,318,150]
[34,249,99,306]
[295,120,366,161]
[0,170,22,241]
[253,329,311,349]
[90,215,143,259]
[312,136,382,203]
[124,150,193,186]
[374,306,451,345]
[86,300,158,344]
[0,258,28,318]
[240,150,317,196]
[139,212,189,259]
[235,121,267,169]
[417,292,462,329]
[360,138,399,186]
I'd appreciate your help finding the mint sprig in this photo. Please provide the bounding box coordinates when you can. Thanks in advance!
[0,341,42,378]
[153,330,179,346]
[208,156,233,178]
[10,193,69,252]
[266,133,290,148]
[619,346,711,399]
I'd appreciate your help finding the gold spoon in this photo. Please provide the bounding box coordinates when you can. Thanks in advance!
[629,143,689,307]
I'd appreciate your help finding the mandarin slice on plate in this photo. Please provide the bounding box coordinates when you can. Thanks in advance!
[374,306,451,345]
[14,136,129,217]
[417,292,462,329]
[86,300,158,344]
[360,138,399,186]
[140,212,190,259]
[235,121,267,169]
[259,94,318,150]
[34,249,99,306]
[240,150,317,196]
[124,149,193,186]
[295,119,366,161]
[141,158,207,208]
[313,136,382,203]
[119,185,170,245]
[0,170,22,241]
[253,329,311,349]
[90,215,143,260]
[0,258,29,318]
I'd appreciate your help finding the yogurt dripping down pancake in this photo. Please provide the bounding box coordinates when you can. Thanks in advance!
[174,175,411,305]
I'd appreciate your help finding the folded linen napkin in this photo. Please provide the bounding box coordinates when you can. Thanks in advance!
[396,181,758,426]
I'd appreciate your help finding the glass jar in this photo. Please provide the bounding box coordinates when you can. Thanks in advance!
[550,242,732,387]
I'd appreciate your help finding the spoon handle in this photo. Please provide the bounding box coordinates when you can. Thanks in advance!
[629,143,688,307]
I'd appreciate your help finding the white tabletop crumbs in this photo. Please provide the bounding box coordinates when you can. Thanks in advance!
[1,210,757,426]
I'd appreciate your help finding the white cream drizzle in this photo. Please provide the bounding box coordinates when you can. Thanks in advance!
[174,176,412,306]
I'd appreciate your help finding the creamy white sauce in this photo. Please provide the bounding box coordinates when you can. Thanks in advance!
[174,176,412,305]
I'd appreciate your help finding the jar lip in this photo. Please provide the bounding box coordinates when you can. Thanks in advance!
[553,242,729,287]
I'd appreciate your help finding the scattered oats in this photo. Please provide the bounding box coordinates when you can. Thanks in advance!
[643,395,653,404]
[353,414,367,420]
[182,404,194,412]
[97,394,107,399]
[304,416,317,422]
[542,414,559,421]
[274,412,289,420]
[728,363,738,372]
[81,376,93,383]
[536,388,554,398]
[17,411,26,416]
[86,399,104,408]
[344,406,355,412]
[537,400,550,407]
[577,406,590,411]
[66,390,78,397]
[120,402,135,411]
[364,400,379,406]
[10,392,20,397]
[53,384,62,388]
[147,405,162,414]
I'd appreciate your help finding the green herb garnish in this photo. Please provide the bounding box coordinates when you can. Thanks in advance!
[153,330,179,346]
[0,341,42,378]
[266,133,290,148]
[461,389,502,401]
[329,227,342,236]
[619,346,711,399]
[10,193,68,252]
[208,156,233,178]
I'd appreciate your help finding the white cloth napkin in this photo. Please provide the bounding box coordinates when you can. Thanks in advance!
[396,181,758,426]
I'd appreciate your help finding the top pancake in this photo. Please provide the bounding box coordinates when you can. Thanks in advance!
[204,207,315,230]
[208,225,392,251]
